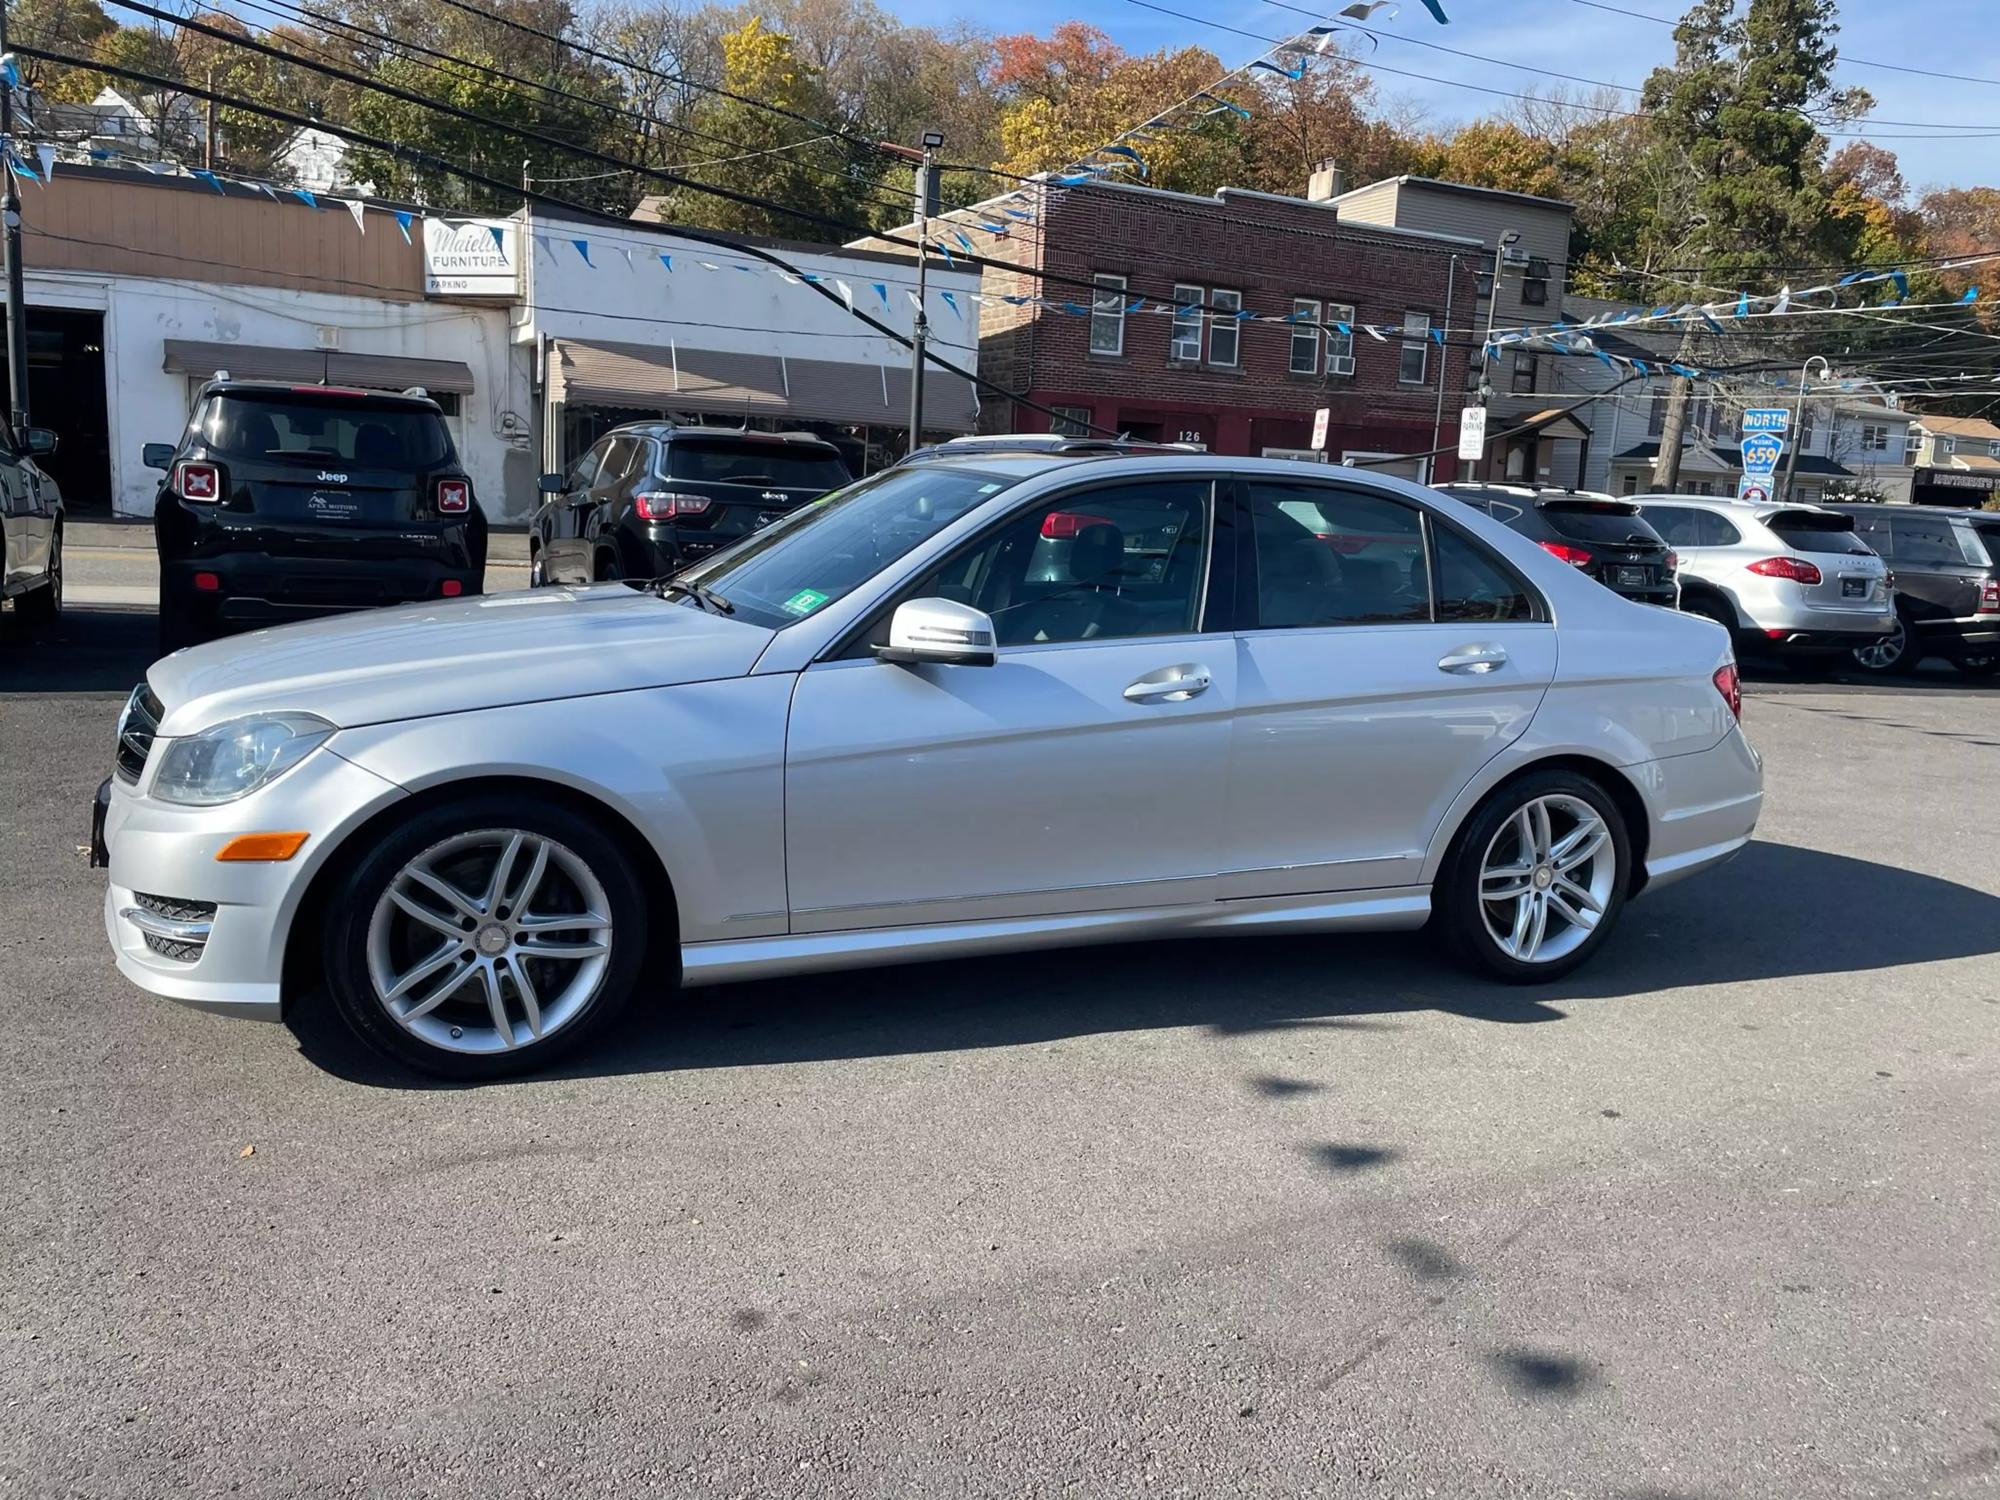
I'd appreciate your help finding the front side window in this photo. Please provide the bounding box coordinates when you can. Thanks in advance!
[1290,298,1320,376]
[1325,302,1355,376]
[1399,312,1430,385]
[1089,273,1127,356]
[1170,284,1204,361]
[911,481,1213,647]
[677,466,1019,630]
[1249,484,1430,627]
[1208,290,1242,367]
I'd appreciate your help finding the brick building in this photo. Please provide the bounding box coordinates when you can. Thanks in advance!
[939,176,1480,477]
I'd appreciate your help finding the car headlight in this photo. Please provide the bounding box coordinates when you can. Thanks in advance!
[151,713,335,806]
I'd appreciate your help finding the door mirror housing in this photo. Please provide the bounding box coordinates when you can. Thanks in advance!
[539,471,566,494]
[24,427,59,457]
[874,597,998,667]
[142,442,174,470]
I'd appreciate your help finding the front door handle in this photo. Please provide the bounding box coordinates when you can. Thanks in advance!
[1125,664,1212,703]
[1438,644,1508,675]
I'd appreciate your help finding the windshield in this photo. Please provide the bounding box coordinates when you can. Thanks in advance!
[675,465,1019,628]
[197,392,450,469]
[666,438,849,492]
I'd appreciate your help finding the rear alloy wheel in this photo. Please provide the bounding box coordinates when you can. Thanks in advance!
[322,797,649,1078]
[1852,613,1914,675]
[1441,771,1631,983]
[1957,653,1999,679]
[15,534,61,626]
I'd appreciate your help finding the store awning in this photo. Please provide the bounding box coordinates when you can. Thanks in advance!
[162,339,476,394]
[547,339,978,432]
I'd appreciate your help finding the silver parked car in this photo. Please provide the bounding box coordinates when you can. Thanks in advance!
[1630,495,1892,659]
[99,446,1763,1078]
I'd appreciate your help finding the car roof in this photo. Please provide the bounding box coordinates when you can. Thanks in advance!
[197,379,442,411]
[606,422,841,449]
[1820,501,1987,518]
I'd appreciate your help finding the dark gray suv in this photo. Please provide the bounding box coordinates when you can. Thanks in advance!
[1824,503,2000,676]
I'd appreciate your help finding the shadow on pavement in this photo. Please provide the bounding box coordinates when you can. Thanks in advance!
[292,839,2000,1089]
[0,607,159,695]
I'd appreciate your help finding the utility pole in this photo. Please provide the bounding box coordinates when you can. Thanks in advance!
[906,131,942,455]
[1653,364,1694,494]
[203,68,216,170]
[1476,230,1521,479]
[1776,355,1831,504]
[0,0,30,428]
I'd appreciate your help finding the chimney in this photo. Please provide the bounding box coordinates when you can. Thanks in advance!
[1307,159,1344,203]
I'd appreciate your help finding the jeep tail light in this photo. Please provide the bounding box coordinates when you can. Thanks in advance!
[634,491,712,521]
[1665,551,1679,573]
[1746,556,1822,585]
[441,579,463,597]
[193,571,220,592]
[1978,578,2000,614]
[175,461,221,502]
[1539,541,1593,567]
[436,479,470,513]
[1041,511,1114,539]
[1712,662,1741,721]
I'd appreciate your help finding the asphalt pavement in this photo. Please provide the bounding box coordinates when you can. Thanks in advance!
[1,602,1995,1499]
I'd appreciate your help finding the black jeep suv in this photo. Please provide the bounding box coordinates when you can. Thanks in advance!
[151,381,486,650]
[1433,483,1680,608]
[529,424,851,587]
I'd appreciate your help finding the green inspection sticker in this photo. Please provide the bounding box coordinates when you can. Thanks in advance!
[780,587,831,617]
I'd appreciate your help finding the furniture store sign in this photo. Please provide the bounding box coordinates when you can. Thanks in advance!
[424,218,518,297]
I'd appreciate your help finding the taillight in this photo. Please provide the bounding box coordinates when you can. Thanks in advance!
[175,461,221,503]
[436,479,470,514]
[1712,662,1741,721]
[193,571,220,592]
[1746,556,1822,585]
[1978,579,2000,614]
[440,579,463,597]
[1665,551,1679,573]
[1539,541,1593,567]
[633,491,712,521]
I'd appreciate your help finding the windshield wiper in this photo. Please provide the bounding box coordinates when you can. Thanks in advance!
[649,577,735,614]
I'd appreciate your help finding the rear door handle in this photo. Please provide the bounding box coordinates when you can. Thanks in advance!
[1125,664,1212,703]
[1438,644,1507,675]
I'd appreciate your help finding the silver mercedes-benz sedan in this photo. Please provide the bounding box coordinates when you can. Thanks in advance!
[98,444,1762,1078]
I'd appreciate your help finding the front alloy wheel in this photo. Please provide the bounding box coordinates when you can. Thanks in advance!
[1441,771,1631,982]
[322,796,650,1078]
[1851,615,1911,674]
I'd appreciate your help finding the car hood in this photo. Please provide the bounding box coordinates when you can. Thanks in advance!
[148,584,775,735]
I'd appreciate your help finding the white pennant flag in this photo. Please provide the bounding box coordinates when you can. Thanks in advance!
[1773,287,1791,316]
[35,143,55,181]
[699,260,721,271]
[534,233,556,261]
[618,246,635,271]
[835,279,854,311]
[1362,323,1388,341]
[906,290,923,314]
[344,198,366,234]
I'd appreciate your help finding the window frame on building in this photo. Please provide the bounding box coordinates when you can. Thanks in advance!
[1859,422,1889,453]
[1289,298,1321,376]
[1510,351,1538,394]
[1048,405,1092,437]
[1207,289,1243,368]
[1325,302,1355,377]
[1398,311,1431,386]
[1088,273,1128,357]
[1169,283,1204,363]
[1520,257,1551,306]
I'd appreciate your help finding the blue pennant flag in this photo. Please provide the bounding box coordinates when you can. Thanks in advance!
[934,240,955,267]
[1004,208,1035,222]
[1053,173,1092,186]
[1837,270,1869,286]
[1234,308,1254,320]
[1125,298,1146,314]
[1250,59,1304,79]
[1200,93,1253,121]
[0,57,17,86]
[1418,0,1450,20]
[952,230,975,255]
[393,210,413,244]
[1430,327,1445,345]
[1595,349,1616,369]
[572,238,592,266]
[801,271,821,283]
[488,225,505,252]
[1179,301,1202,317]
[872,282,890,312]
[978,220,1011,234]
[1101,145,1148,178]
[1890,268,1909,299]
[1060,302,1087,315]
[940,290,962,319]
[1699,308,1727,334]
[1962,286,1981,303]
[1002,294,1030,305]
[7,153,38,184]
[1634,359,1650,376]
[659,253,673,272]
[294,188,319,208]
[1734,291,1748,318]
[192,168,225,194]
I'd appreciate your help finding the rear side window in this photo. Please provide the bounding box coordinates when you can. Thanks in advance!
[667,440,850,492]
[1888,513,1984,566]
[1254,487,1429,627]
[1649,507,1742,548]
[1768,510,1872,557]
[1434,526,1535,621]
[1969,522,2000,567]
[197,394,449,468]
[1540,502,1664,548]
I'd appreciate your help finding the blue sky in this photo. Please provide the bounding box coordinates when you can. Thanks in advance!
[891,0,2000,192]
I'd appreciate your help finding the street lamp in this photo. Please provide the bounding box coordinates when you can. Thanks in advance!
[1776,355,1832,504]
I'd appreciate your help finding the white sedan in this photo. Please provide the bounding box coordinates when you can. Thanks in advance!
[98,444,1762,1078]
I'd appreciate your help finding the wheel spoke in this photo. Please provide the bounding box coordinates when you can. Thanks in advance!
[484,833,526,913]
[1519,892,1549,960]
[479,961,513,1047]
[383,940,465,1002]
[1482,874,1534,900]
[517,936,610,960]
[1527,799,1553,863]
[515,910,609,935]
[389,887,467,940]
[1554,874,1603,916]
[504,957,544,1038]
[403,957,476,1020]
[1507,892,1535,957]
[512,840,552,915]
[404,864,482,921]
[1552,821,1608,873]
[1546,888,1590,929]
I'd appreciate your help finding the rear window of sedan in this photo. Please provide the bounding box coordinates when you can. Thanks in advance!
[1766,510,1873,557]
[665,439,850,492]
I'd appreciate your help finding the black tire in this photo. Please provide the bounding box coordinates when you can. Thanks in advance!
[1679,591,1734,635]
[14,533,61,626]
[592,548,622,583]
[528,549,547,588]
[1956,652,2000,679]
[156,588,207,654]
[319,794,652,1080]
[1851,610,1916,676]
[1436,768,1633,984]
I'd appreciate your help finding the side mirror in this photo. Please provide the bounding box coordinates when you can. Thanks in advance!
[24,427,58,457]
[142,442,174,470]
[539,471,565,494]
[874,597,998,668]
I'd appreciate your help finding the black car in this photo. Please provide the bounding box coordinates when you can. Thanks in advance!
[529,424,852,587]
[150,381,486,650]
[1434,483,1679,607]
[1,418,63,633]
[1824,502,2000,676]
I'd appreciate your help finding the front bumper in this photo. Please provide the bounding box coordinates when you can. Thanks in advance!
[100,744,406,1020]
[1744,626,1893,655]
